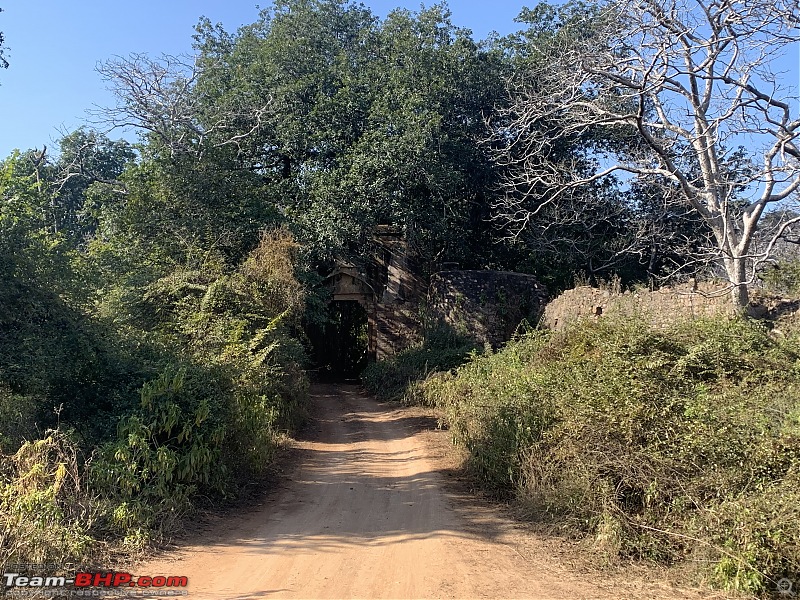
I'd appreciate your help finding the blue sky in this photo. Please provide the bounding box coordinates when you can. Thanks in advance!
[0,1,529,157]
[1,2,797,159]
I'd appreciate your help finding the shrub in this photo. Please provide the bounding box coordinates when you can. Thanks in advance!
[362,325,479,402]
[420,317,800,594]
[759,259,800,296]
[0,227,310,564]
[91,368,227,544]
[0,432,98,569]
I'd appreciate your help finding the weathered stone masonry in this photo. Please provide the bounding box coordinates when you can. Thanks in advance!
[326,229,424,360]
[542,281,736,330]
[427,270,549,347]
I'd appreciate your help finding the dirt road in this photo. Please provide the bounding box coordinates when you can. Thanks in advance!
[138,384,715,599]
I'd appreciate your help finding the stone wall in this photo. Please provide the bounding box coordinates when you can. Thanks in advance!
[428,270,548,347]
[375,304,423,359]
[328,229,427,360]
[542,281,736,330]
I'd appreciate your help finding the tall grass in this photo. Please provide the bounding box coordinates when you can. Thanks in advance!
[419,317,800,595]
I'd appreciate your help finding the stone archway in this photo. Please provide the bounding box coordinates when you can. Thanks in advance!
[324,264,377,360]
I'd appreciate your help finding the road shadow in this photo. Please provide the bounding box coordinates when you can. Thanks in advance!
[174,383,507,554]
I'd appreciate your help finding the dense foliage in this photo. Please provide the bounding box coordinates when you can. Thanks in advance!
[413,318,800,594]
[0,135,308,564]
[190,1,506,269]
[361,325,479,401]
[95,0,699,287]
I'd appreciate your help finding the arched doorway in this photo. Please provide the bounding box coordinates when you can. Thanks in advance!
[306,265,377,381]
[307,300,371,380]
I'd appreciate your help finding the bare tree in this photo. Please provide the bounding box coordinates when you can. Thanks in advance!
[492,0,800,307]
[93,54,271,157]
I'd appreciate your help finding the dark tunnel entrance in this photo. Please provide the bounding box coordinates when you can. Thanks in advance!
[307,300,371,381]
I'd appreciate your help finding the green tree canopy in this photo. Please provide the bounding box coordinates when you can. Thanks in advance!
[190,0,507,268]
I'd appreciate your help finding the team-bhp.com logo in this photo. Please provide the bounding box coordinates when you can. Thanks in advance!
[3,571,188,591]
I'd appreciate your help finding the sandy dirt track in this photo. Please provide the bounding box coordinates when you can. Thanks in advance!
[138,384,719,600]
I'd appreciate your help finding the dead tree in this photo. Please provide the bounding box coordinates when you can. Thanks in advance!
[491,0,800,307]
[93,54,271,157]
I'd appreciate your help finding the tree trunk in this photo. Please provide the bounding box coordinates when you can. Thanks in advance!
[725,256,749,311]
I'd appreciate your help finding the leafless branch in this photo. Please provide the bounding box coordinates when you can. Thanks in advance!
[91,54,273,157]
[489,0,800,306]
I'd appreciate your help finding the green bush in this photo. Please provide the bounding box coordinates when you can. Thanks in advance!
[362,325,479,402]
[759,259,800,296]
[420,317,800,594]
[91,368,227,541]
[0,388,39,453]
[0,229,310,564]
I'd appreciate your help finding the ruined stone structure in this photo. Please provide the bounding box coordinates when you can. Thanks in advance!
[327,255,780,360]
[325,230,549,358]
[325,227,424,359]
[542,281,736,330]
[427,271,549,348]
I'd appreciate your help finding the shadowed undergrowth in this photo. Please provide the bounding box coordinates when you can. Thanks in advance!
[361,325,479,402]
[0,229,309,569]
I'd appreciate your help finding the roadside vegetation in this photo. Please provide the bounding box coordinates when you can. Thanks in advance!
[0,227,308,567]
[361,325,479,401]
[390,316,798,595]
